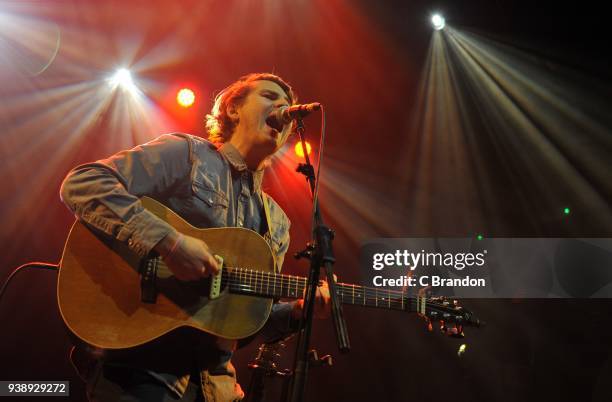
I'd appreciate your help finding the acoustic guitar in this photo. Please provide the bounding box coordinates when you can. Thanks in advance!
[58,197,481,350]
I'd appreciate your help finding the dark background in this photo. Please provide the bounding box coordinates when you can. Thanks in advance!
[1,1,611,401]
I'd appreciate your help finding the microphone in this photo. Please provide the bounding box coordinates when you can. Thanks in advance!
[266,103,321,129]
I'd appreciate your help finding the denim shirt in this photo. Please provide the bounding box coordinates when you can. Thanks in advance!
[60,133,295,400]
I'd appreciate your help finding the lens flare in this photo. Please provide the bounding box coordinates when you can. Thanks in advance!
[177,88,195,108]
[294,141,312,157]
[108,68,136,93]
[431,14,446,31]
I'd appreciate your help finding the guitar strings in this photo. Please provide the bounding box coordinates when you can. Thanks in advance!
[223,269,466,317]
[216,267,450,312]
[155,259,460,315]
[152,259,460,320]
[221,267,404,302]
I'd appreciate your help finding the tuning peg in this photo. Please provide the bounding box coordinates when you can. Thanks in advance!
[439,321,465,338]
[451,324,465,338]
[447,325,465,338]
[421,314,433,332]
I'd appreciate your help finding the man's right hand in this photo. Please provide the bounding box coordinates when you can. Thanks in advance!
[154,232,220,281]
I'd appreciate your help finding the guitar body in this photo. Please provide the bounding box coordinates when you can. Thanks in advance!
[57,197,275,350]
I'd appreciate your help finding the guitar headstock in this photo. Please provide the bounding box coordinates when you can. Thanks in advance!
[416,296,484,338]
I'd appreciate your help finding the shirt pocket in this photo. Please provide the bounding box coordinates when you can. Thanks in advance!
[191,173,229,227]
[269,217,288,253]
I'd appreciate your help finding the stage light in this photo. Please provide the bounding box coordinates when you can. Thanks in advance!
[564,207,571,215]
[177,88,195,108]
[431,14,445,31]
[108,68,136,92]
[294,141,312,158]
[477,234,484,240]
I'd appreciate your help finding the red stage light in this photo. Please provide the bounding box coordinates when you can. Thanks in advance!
[177,88,195,108]
[294,141,312,158]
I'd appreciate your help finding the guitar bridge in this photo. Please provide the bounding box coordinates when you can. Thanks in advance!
[140,256,158,304]
[209,255,224,300]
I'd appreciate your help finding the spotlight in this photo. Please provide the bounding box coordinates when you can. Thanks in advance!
[177,88,195,108]
[294,141,312,158]
[431,14,445,31]
[109,68,136,92]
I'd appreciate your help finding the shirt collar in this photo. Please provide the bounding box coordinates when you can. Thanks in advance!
[219,143,264,193]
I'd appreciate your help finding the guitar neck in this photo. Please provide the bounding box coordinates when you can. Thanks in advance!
[222,267,415,312]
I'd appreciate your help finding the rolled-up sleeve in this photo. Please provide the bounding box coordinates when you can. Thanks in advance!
[60,133,191,257]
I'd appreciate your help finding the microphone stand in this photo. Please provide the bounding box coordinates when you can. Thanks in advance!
[287,117,350,402]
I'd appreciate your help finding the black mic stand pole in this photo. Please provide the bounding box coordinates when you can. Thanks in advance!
[287,117,350,402]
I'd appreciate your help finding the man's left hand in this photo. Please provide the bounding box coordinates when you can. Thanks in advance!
[292,279,332,320]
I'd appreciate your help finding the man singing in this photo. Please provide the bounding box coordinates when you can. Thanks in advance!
[61,73,330,401]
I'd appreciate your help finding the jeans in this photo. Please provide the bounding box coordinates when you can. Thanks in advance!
[86,364,204,402]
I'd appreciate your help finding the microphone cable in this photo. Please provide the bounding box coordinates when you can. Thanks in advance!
[0,261,59,303]
[310,105,326,236]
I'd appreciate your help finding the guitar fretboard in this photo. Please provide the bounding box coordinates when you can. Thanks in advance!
[221,267,415,312]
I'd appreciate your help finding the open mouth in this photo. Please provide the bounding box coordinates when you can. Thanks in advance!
[268,127,280,139]
[265,113,284,132]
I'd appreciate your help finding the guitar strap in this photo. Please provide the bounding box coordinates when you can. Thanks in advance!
[261,191,279,273]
